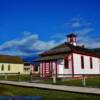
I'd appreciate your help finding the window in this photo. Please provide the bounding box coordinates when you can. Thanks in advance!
[1,64,4,71]
[34,65,38,71]
[64,58,69,69]
[90,57,93,69]
[81,56,84,69]
[8,64,10,71]
[24,68,30,72]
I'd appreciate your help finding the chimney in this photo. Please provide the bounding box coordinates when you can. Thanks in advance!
[66,33,77,46]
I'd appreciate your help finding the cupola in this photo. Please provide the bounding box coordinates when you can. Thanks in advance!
[67,33,77,46]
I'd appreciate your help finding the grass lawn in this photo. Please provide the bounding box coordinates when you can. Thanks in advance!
[0,84,100,100]
[0,75,30,81]
[41,76,100,88]
[1,75,100,88]
[0,74,39,82]
[57,76,100,88]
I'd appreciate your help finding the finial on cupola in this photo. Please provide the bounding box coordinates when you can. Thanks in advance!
[66,33,77,46]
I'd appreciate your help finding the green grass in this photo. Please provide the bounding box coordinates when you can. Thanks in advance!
[41,76,100,88]
[1,75,100,88]
[86,76,100,87]
[0,84,100,100]
[58,76,100,88]
[0,74,40,82]
[0,75,30,81]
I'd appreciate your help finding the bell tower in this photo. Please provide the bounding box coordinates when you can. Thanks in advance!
[67,33,77,46]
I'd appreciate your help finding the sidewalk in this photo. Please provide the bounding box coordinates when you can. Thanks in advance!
[0,81,100,95]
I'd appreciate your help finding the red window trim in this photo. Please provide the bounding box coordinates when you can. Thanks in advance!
[42,62,43,77]
[64,56,69,69]
[90,57,93,69]
[81,56,84,69]
[73,51,99,58]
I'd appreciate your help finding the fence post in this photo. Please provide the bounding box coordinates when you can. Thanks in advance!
[82,75,86,87]
[18,72,20,81]
[29,71,32,82]
[52,74,56,84]
[5,73,7,80]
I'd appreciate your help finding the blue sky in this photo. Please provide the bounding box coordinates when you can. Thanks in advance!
[0,0,99,57]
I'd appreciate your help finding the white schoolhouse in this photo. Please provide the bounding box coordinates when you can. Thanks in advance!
[37,33,100,79]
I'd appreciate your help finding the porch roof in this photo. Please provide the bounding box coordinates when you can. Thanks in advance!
[35,54,67,61]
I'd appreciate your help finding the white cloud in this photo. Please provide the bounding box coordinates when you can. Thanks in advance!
[71,22,81,28]
[65,16,92,29]
[31,40,56,51]
[50,17,100,48]
[61,16,100,48]
[71,17,100,48]
[21,31,32,36]
[0,30,99,57]
[0,34,38,50]
[77,33,100,48]
[50,33,66,39]
[0,17,99,57]
[0,33,58,56]
[75,28,94,35]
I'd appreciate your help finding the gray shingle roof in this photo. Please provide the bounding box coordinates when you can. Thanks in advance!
[40,42,95,56]
[35,42,99,61]
[36,54,67,61]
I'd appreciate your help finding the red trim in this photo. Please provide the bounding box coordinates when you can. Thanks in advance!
[90,57,93,69]
[42,62,43,77]
[73,51,99,58]
[72,53,74,79]
[64,56,69,69]
[81,56,84,69]
[55,60,58,79]
[70,38,73,42]
[49,62,50,78]
[41,49,99,58]
[44,62,46,78]
[40,52,70,56]
[70,37,76,43]
[75,37,76,42]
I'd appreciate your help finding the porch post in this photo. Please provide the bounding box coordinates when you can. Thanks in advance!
[44,61,46,78]
[52,61,57,83]
[49,61,50,78]
[72,53,74,79]
[42,62,43,77]
[55,60,58,79]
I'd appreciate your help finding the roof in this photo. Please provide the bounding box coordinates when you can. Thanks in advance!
[0,55,24,64]
[40,42,95,56]
[40,43,71,56]
[24,62,31,66]
[92,48,100,57]
[36,42,99,61]
[35,54,67,61]
[67,33,77,37]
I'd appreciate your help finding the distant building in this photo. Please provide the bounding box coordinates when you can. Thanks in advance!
[23,62,31,74]
[0,55,24,74]
[36,33,100,79]
[24,61,39,74]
